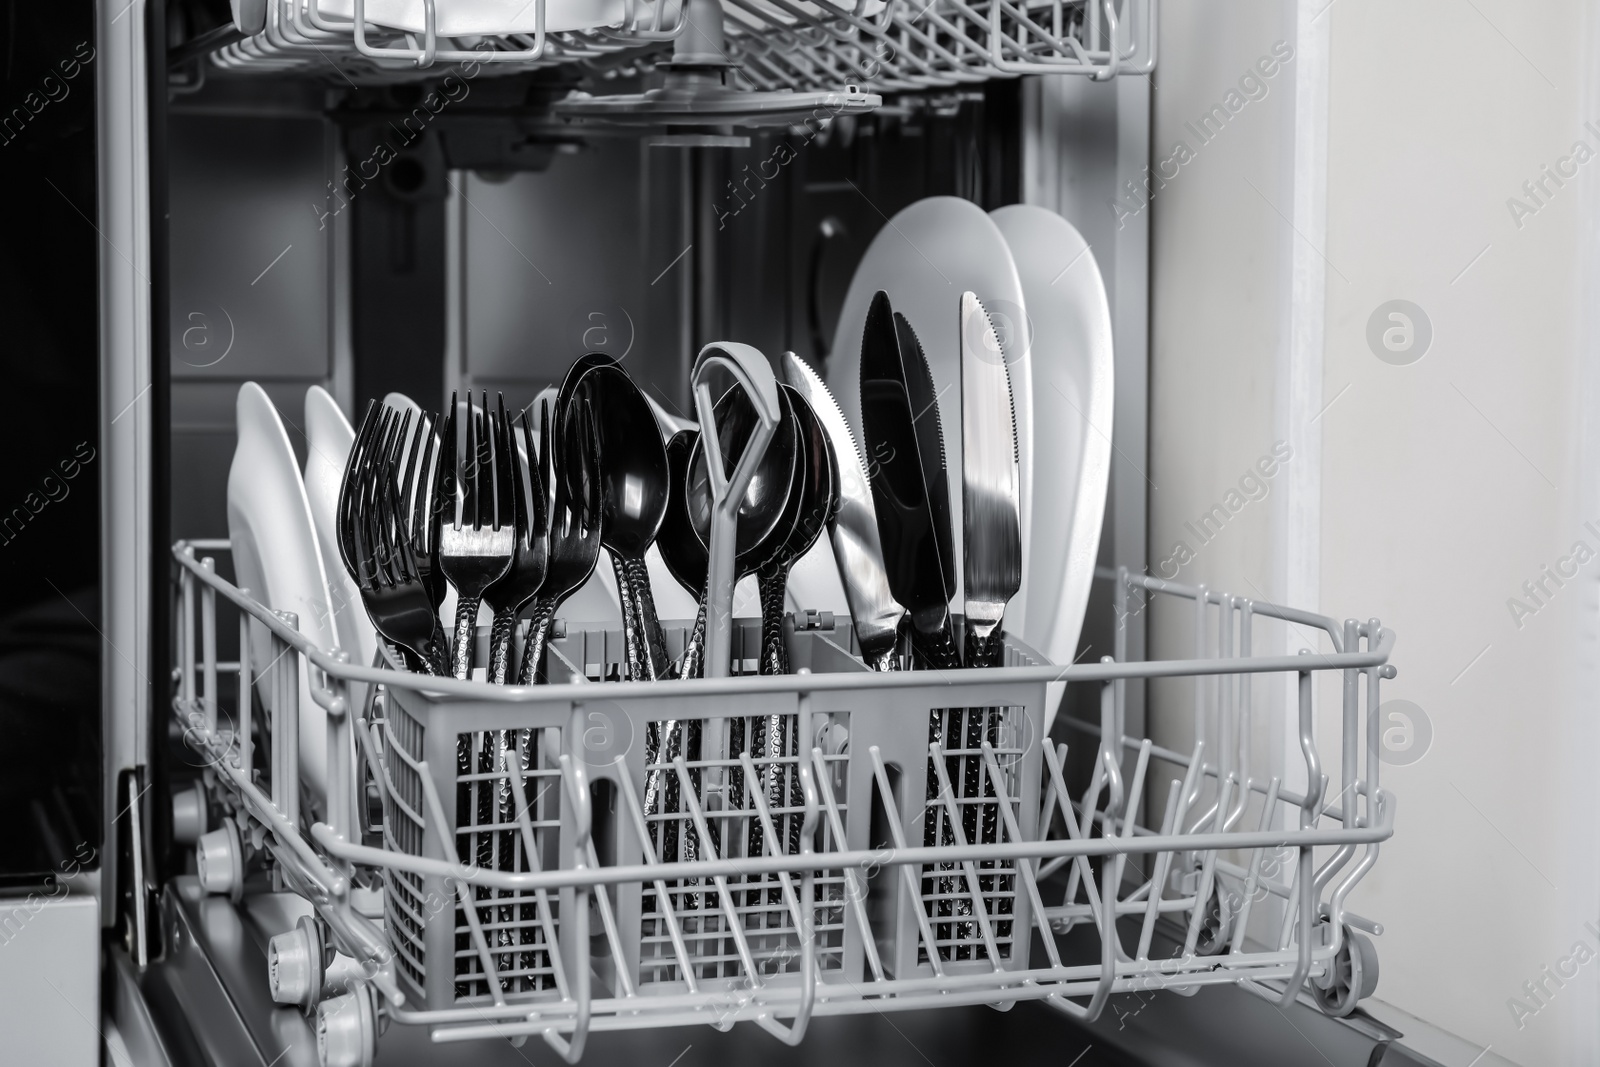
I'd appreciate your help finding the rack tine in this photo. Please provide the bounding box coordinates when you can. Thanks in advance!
[809,747,884,983]
[926,742,1003,969]
[866,747,944,978]
[611,756,702,996]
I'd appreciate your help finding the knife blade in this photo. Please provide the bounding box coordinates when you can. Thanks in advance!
[783,351,905,671]
[858,289,961,670]
[960,291,1021,668]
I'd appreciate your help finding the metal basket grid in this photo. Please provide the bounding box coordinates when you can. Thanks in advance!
[362,614,1046,1009]
[170,539,1396,1063]
[198,0,1153,89]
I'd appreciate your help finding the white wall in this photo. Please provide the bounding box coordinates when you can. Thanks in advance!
[1150,1,1600,1063]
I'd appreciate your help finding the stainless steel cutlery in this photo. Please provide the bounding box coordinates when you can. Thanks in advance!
[781,351,904,671]
[335,303,1020,688]
[959,291,1022,669]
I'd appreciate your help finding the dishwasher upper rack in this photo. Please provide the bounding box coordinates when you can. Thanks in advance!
[170,540,1394,1067]
[190,0,1154,90]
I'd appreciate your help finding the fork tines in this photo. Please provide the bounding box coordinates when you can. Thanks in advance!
[438,392,517,680]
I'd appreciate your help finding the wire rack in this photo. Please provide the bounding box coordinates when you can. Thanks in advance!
[171,540,1393,1066]
[197,0,1153,89]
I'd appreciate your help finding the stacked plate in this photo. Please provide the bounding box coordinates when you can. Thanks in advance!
[788,197,1113,725]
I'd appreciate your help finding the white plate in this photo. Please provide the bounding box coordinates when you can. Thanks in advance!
[825,196,1031,614]
[317,0,630,37]
[227,383,339,798]
[991,205,1113,727]
[303,387,377,672]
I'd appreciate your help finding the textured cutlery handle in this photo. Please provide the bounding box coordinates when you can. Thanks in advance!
[451,596,482,680]
[912,623,961,671]
[757,568,790,675]
[865,646,899,672]
[964,627,1005,669]
[623,554,671,680]
[517,598,558,686]
[487,608,520,684]
[677,591,709,680]
[611,553,647,682]
[426,621,450,676]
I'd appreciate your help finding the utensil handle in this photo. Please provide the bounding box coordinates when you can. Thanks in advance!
[756,567,790,675]
[964,627,1005,669]
[692,342,781,679]
[611,553,647,682]
[912,621,961,671]
[426,621,450,676]
[451,596,482,680]
[622,554,671,680]
[677,590,709,681]
[488,608,520,684]
[517,598,558,685]
[865,646,899,672]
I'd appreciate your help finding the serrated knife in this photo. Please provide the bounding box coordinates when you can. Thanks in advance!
[960,291,1021,668]
[783,351,905,671]
[858,290,961,670]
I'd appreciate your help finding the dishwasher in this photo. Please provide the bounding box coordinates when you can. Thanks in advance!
[0,1,1425,1064]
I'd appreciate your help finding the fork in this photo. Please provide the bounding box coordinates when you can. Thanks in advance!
[396,406,449,659]
[338,403,446,674]
[483,399,548,685]
[437,392,515,681]
[516,398,603,686]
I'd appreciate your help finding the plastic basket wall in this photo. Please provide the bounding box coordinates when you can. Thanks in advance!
[377,615,1048,1009]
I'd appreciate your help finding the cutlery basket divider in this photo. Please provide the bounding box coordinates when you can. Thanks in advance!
[171,541,1397,1050]
[382,613,1050,1010]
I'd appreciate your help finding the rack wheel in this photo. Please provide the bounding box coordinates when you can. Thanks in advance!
[171,782,208,845]
[317,987,378,1067]
[269,916,327,1011]
[195,821,243,901]
[1311,923,1379,1018]
[1193,880,1233,957]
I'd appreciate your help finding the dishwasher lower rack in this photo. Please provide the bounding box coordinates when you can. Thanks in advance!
[171,542,1395,1067]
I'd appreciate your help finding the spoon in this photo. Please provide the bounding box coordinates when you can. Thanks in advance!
[754,384,836,676]
[656,429,710,678]
[558,357,672,681]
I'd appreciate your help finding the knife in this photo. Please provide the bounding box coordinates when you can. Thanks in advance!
[858,290,960,671]
[783,351,905,671]
[960,291,1022,668]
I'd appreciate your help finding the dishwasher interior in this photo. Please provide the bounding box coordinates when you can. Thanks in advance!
[1,1,1434,1064]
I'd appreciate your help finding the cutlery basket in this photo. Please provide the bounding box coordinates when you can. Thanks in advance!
[379,613,1050,1012]
[172,541,1397,1062]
